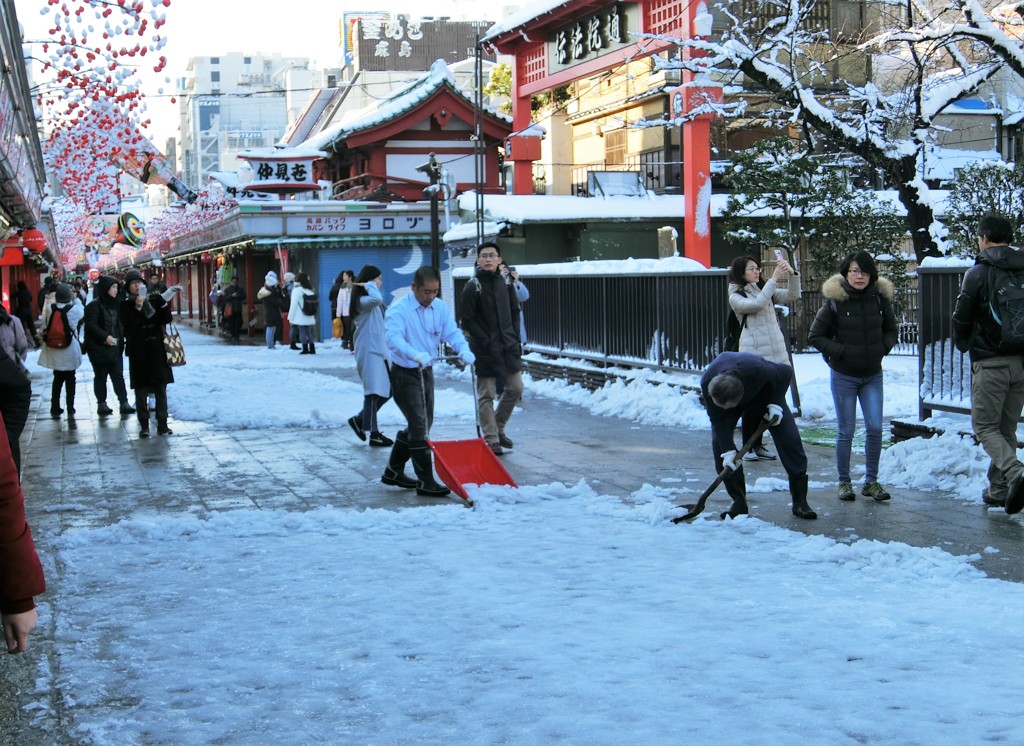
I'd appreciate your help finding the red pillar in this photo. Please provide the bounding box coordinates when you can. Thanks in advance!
[510,63,533,195]
[680,1,717,268]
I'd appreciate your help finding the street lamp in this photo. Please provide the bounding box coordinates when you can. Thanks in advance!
[416,153,442,274]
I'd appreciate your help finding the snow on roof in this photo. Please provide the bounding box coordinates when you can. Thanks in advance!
[927,147,1002,182]
[453,255,711,278]
[946,97,1003,115]
[483,0,574,41]
[302,59,510,152]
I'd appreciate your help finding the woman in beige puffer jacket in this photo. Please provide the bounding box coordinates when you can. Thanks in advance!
[727,254,801,459]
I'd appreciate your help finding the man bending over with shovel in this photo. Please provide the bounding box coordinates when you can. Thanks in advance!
[702,351,817,520]
[382,266,475,497]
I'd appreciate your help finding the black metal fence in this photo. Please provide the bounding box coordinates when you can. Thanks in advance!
[454,269,921,376]
[917,265,971,420]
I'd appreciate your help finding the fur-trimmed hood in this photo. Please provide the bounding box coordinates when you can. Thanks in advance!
[821,274,894,303]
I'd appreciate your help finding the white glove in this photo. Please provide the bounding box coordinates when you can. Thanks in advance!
[460,349,476,366]
[720,450,739,472]
[764,403,784,427]
[414,352,432,368]
[160,285,183,302]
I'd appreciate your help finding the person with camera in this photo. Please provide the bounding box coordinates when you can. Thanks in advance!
[120,269,181,438]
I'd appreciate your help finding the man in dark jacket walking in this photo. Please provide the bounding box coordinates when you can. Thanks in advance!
[952,214,1024,513]
[460,242,523,455]
[84,275,135,416]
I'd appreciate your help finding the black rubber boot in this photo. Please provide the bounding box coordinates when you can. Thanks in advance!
[299,342,310,355]
[409,440,451,497]
[789,473,817,520]
[309,343,316,355]
[720,469,748,519]
[381,430,417,489]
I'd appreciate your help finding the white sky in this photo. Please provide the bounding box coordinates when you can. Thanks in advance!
[17,0,511,147]
[19,332,1024,742]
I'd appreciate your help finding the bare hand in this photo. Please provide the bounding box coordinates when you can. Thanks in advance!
[772,262,791,281]
[135,294,145,309]
[3,609,38,654]
[105,335,116,346]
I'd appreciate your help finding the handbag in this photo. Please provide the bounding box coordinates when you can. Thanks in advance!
[163,322,186,367]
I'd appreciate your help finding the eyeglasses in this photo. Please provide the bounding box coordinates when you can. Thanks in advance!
[479,252,499,259]
[847,269,867,276]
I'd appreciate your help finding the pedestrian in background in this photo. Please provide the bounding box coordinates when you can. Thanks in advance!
[0,348,31,477]
[220,276,246,342]
[0,410,45,654]
[13,281,37,348]
[38,283,84,425]
[727,253,801,461]
[288,272,317,355]
[702,351,817,520]
[460,242,523,455]
[0,304,28,371]
[347,265,393,447]
[952,214,1024,513]
[121,269,181,438]
[257,271,287,350]
[282,272,297,349]
[382,266,475,497]
[808,250,897,503]
[83,275,135,416]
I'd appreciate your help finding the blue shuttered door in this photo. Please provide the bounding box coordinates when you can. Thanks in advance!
[315,243,429,338]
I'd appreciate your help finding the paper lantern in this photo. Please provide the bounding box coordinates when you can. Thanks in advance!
[200,251,213,264]
[21,229,46,254]
[88,268,100,280]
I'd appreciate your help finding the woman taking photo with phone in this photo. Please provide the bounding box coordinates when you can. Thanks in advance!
[727,252,801,460]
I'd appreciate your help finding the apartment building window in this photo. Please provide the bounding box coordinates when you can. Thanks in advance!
[243,56,252,65]
[210,56,220,65]
[211,71,220,82]
[604,129,626,166]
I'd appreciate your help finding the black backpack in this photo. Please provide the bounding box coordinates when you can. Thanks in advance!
[724,288,746,352]
[302,292,319,316]
[987,264,1024,352]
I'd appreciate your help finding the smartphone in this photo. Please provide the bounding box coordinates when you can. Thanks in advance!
[774,249,798,275]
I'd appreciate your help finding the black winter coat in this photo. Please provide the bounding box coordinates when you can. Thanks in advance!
[84,277,125,362]
[807,274,898,377]
[259,285,287,326]
[460,269,522,378]
[121,293,174,388]
[951,244,1024,362]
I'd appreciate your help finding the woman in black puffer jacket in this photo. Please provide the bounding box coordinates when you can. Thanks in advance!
[808,251,898,504]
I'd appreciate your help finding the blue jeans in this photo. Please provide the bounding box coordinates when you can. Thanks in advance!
[265,326,277,349]
[831,370,884,482]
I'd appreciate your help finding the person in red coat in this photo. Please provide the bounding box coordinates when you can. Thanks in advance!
[0,410,45,653]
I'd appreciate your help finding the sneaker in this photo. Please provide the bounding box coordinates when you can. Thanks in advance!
[838,481,856,501]
[862,481,891,502]
[347,416,366,442]
[157,426,173,436]
[488,442,504,455]
[97,403,114,416]
[119,402,137,415]
[139,428,150,439]
[982,488,1007,508]
[368,431,394,447]
[743,445,776,461]
[742,450,759,462]
[498,433,514,448]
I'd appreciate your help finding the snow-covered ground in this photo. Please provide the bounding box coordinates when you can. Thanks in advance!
[19,332,1022,744]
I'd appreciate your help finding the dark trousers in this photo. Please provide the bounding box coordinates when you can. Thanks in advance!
[342,315,354,349]
[359,394,391,432]
[391,365,433,442]
[712,403,807,478]
[135,384,168,428]
[51,370,76,412]
[89,352,129,405]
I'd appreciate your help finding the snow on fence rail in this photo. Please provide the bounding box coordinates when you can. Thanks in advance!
[917,264,973,420]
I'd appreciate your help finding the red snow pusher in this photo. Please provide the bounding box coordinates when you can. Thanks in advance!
[422,363,517,505]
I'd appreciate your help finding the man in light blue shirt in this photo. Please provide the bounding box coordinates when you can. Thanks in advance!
[382,266,475,497]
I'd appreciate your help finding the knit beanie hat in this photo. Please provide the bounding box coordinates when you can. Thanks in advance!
[265,271,278,286]
[283,272,295,283]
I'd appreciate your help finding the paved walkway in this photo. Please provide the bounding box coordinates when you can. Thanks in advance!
[2,329,1022,743]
